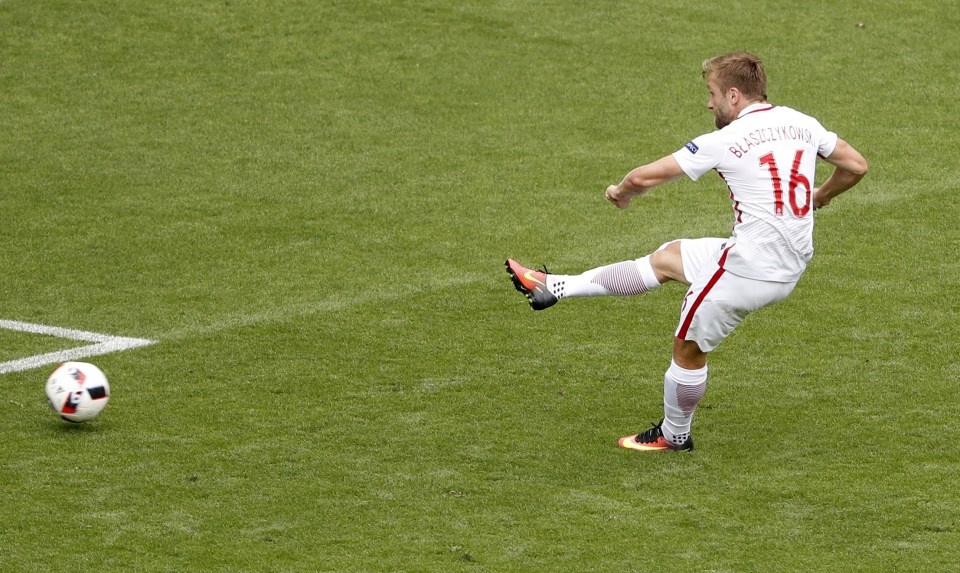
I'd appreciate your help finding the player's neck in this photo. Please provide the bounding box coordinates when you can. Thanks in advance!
[736,99,771,117]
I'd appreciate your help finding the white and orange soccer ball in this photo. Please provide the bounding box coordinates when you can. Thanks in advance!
[45,362,111,422]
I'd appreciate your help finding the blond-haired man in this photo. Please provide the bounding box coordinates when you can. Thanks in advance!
[506,51,868,451]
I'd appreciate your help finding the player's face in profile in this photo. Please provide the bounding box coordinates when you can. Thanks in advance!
[706,77,735,129]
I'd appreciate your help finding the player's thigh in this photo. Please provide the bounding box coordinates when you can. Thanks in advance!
[677,238,728,284]
[676,269,796,352]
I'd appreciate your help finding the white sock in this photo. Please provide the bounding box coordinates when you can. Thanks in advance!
[547,255,661,299]
[661,360,708,446]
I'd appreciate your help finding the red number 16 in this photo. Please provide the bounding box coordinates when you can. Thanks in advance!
[759,149,812,217]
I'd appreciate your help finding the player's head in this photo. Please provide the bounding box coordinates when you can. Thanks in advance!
[703,51,767,100]
[702,51,767,129]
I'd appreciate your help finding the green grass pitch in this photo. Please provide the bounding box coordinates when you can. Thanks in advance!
[2,1,959,571]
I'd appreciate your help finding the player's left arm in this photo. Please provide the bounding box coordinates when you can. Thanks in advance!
[813,138,869,210]
[606,155,686,209]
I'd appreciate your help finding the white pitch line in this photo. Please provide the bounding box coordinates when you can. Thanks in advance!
[0,319,117,342]
[1,271,486,374]
[0,319,156,375]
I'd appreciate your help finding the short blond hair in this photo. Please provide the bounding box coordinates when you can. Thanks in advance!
[702,51,767,100]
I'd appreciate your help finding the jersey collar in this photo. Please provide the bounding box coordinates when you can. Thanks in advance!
[737,102,774,119]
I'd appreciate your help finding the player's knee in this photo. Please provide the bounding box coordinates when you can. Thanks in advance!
[656,240,679,253]
[673,337,708,369]
[651,241,685,283]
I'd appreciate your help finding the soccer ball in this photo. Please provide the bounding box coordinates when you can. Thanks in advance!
[45,362,111,423]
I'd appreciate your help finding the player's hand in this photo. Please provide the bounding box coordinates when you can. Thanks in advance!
[812,187,831,210]
[605,184,632,209]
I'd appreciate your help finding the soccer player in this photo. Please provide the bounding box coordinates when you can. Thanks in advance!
[506,51,868,452]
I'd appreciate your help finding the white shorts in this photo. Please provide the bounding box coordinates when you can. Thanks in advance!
[675,238,797,352]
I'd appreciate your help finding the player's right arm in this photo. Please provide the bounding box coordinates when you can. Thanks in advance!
[605,155,686,209]
[813,138,868,210]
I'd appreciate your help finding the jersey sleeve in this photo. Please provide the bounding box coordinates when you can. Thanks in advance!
[672,131,725,181]
[814,120,839,158]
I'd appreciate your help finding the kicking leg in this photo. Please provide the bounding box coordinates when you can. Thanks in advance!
[505,241,686,310]
[552,240,688,297]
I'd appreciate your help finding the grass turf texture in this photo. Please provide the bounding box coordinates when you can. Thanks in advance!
[2,0,959,571]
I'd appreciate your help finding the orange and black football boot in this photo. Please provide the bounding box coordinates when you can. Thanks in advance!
[505,259,558,310]
[618,420,694,452]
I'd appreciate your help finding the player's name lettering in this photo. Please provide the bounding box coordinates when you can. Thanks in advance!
[728,125,812,158]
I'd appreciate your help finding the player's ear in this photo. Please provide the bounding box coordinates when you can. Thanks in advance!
[728,87,740,104]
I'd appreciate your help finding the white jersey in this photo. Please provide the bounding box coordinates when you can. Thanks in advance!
[672,103,838,282]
